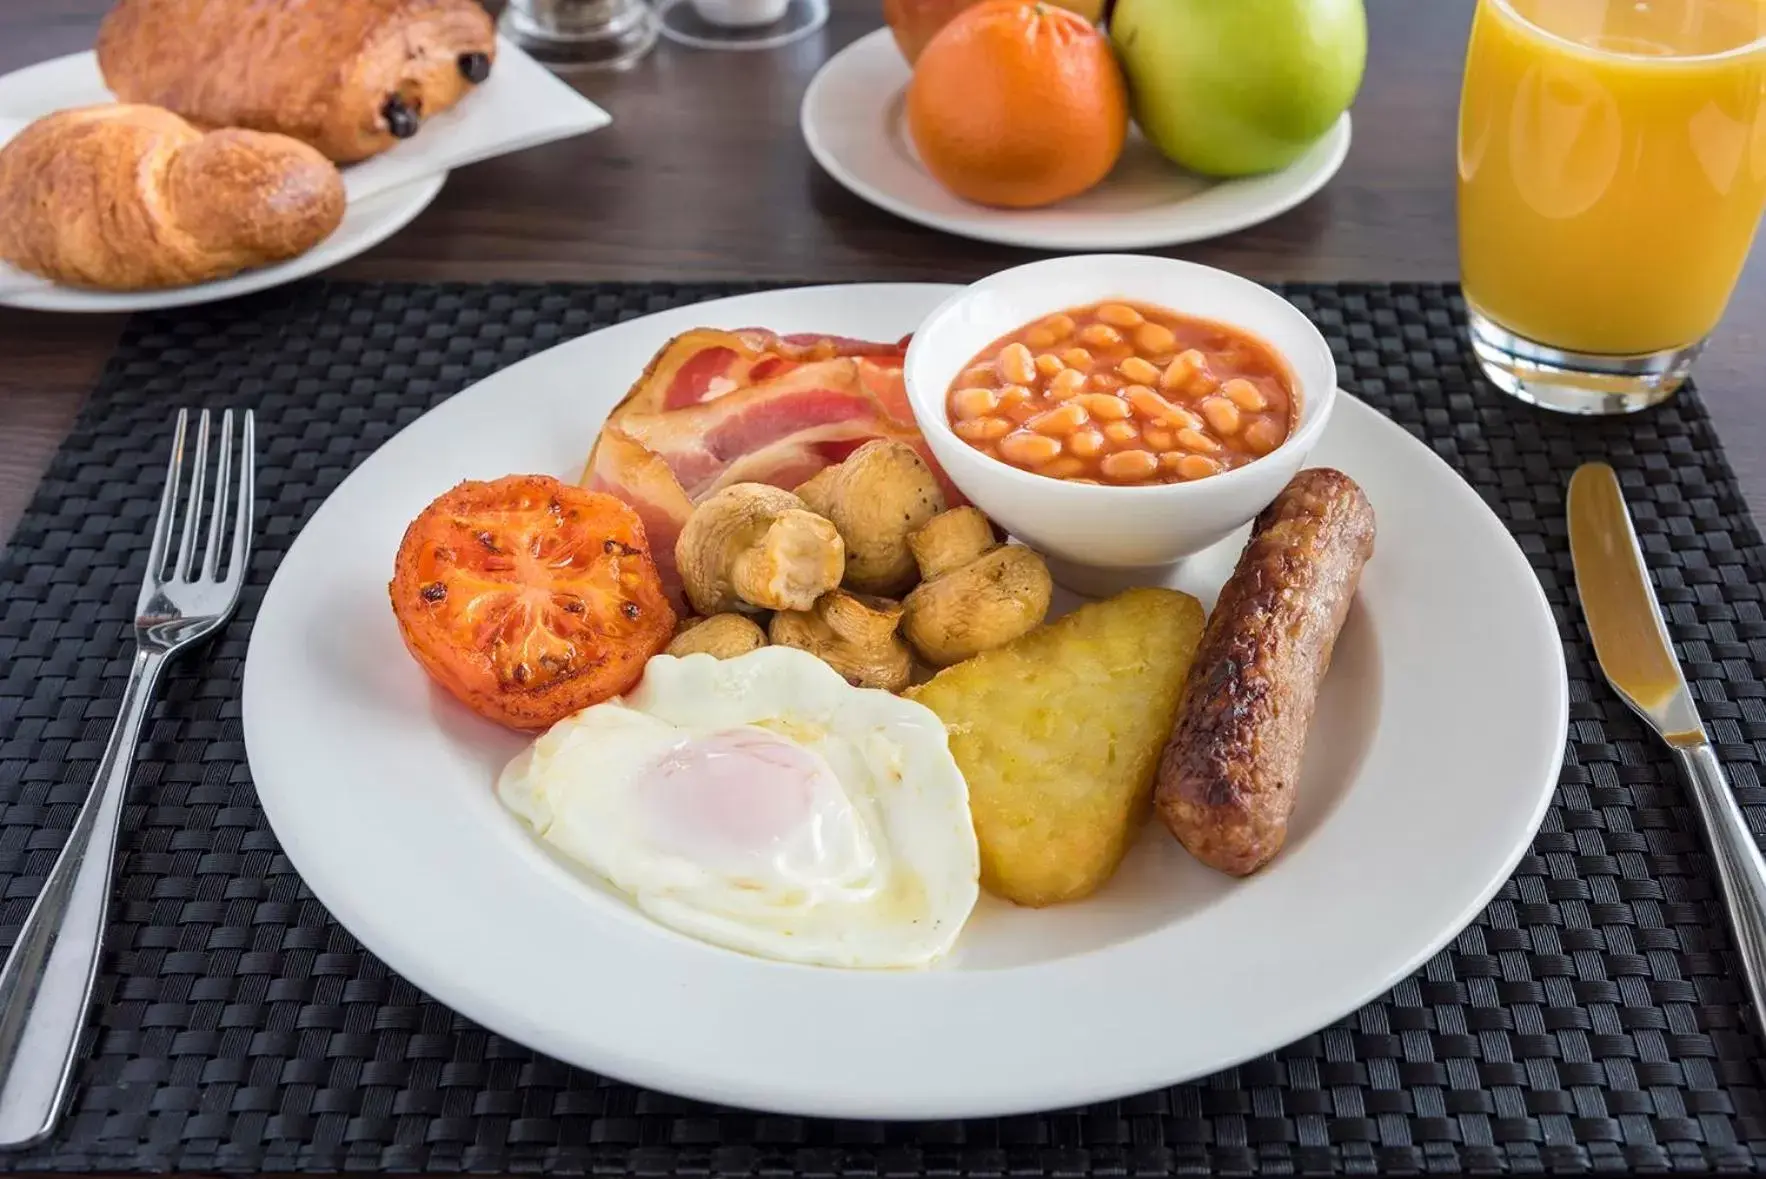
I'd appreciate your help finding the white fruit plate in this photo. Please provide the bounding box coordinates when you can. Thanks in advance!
[801,29,1351,251]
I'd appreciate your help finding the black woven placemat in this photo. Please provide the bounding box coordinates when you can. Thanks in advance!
[2,280,1764,1175]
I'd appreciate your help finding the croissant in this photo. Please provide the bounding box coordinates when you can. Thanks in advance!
[0,105,345,291]
[97,0,497,164]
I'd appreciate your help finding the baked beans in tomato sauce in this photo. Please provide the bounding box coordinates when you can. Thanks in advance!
[946,300,1297,486]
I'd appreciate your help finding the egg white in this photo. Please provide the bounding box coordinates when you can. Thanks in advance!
[497,647,981,969]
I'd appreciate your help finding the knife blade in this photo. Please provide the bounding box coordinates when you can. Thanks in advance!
[1568,461,1766,1034]
[1567,462,1704,743]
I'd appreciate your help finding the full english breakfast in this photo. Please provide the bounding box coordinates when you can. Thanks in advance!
[388,306,1373,967]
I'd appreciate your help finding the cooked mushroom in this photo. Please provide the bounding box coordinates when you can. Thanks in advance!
[665,613,768,659]
[769,590,912,693]
[901,507,1052,667]
[675,483,845,615]
[910,505,998,581]
[795,441,947,596]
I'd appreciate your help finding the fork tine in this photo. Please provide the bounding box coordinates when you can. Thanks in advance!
[201,410,235,581]
[174,410,211,581]
[144,409,188,583]
[227,410,255,585]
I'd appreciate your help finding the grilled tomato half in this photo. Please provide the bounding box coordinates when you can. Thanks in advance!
[390,474,676,730]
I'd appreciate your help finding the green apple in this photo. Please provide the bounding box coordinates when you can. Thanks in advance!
[1110,0,1366,177]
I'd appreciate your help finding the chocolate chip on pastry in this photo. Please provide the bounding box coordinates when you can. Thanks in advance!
[458,51,492,83]
[382,95,421,139]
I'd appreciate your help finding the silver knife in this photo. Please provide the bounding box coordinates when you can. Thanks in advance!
[1568,461,1766,1030]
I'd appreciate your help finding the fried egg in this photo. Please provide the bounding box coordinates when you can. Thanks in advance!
[496,646,980,968]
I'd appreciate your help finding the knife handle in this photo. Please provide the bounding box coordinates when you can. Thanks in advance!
[1674,742,1766,1035]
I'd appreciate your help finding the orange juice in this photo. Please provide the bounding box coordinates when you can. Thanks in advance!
[1458,0,1766,356]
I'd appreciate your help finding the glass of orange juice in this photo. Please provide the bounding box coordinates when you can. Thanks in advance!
[1458,0,1766,413]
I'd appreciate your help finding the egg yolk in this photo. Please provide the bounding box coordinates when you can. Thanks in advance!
[637,728,881,897]
[643,729,819,850]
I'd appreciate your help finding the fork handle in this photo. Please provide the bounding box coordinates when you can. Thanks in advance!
[1675,741,1766,1036]
[0,648,164,1149]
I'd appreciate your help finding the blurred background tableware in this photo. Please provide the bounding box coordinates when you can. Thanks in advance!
[0,38,609,310]
[656,0,829,51]
[499,0,660,70]
[1567,461,1766,1029]
[1458,0,1766,415]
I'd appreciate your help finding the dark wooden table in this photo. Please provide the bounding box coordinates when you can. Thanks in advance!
[1,0,1763,544]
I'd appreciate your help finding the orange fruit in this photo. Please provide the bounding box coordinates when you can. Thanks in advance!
[882,0,1106,65]
[906,1,1128,209]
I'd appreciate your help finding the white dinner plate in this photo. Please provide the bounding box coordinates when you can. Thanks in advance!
[243,283,1567,1119]
[0,51,445,314]
[801,29,1351,251]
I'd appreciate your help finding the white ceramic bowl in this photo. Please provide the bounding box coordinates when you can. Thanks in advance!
[904,255,1338,592]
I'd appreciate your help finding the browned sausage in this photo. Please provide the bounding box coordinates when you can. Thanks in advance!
[1155,468,1375,876]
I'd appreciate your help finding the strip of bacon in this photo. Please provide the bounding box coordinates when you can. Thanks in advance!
[584,328,960,610]
[581,429,697,600]
[615,376,883,495]
[628,328,912,415]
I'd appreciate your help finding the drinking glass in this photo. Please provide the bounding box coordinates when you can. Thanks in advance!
[1457,0,1766,414]
[500,0,659,71]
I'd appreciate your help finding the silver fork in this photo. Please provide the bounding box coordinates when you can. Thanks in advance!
[0,409,255,1149]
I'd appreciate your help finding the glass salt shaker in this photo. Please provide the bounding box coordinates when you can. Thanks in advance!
[499,0,661,71]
